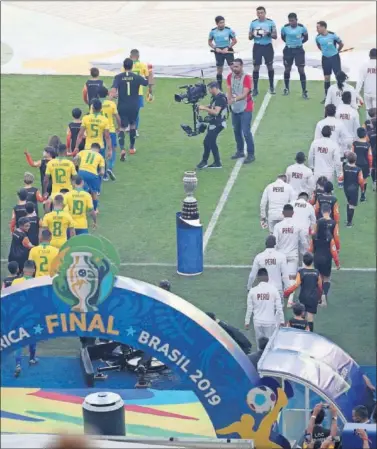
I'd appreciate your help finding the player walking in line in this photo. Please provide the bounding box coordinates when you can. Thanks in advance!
[260,174,296,233]
[41,195,75,249]
[82,67,103,109]
[308,126,342,184]
[315,104,352,157]
[352,127,373,201]
[325,71,363,110]
[111,58,151,159]
[97,86,121,181]
[226,59,255,164]
[309,217,340,305]
[273,204,309,291]
[64,176,97,234]
[285,151,314,196]
[286,303,310,331]
[356,48,376,118]
[129,49,154,136]
[315,21,344,102]
[8,217,34,272]
[208,16,237,92]
[75,99,112,187]
[314,181,340,224]
[75,143,105,212]
[341,152,365,227]
[245,268,284,345]
[291,192,317,238]
[281,13,309,99]
[43,144,77,199]
[364,108,376,190]
[247,235,290,299]
[28,229,59,278]
[284,252,322,331]
[335,92,361,142]
[249,6,277,96]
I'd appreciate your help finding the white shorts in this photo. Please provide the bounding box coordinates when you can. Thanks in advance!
[287,257,298,283]
[364,94,376,113]
[253,323,277,348]
[268,218,282,233]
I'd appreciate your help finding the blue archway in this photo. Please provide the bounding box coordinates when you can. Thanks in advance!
[1,236,292,448]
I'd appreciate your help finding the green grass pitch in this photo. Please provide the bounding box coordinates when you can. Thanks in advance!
[1,75,375,364]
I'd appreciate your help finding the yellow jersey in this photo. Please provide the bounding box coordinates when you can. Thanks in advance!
[29,243,59,277]
[42,210,74,249]
[100,100,117,132]
[81,113,109,149]
[45,158,77,195]
[64,188,94,229]
[124,61,149,95]
[77,149,105,175]
[12,276,33,286]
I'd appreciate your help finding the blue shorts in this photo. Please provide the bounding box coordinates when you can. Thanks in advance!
[79,170,100,193]
[75,228,89,235]
[104,133,118,149]
[139,95,144,108]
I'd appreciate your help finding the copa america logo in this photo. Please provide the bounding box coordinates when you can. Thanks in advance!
[51,235,120,312]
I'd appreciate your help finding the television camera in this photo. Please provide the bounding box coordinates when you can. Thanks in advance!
[174,71,210,137]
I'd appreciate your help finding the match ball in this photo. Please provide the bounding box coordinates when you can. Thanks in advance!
[246,386,276,414]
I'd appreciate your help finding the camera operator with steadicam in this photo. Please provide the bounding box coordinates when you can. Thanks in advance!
[196,81,228,170]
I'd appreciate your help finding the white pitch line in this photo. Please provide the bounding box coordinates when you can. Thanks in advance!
[202,83,277,252]
[1,258,374,271]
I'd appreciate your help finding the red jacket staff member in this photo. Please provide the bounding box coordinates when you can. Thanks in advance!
[226,58,255,164]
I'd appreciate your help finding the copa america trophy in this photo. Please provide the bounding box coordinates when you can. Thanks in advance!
[182,171,199,221]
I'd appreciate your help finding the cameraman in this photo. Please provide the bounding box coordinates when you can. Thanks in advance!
[196,81,228,170]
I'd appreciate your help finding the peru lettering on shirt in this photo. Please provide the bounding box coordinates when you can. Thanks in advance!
[291,198,316,231]
[260,178,296,221]
[308,137,342,178]
[356,59,376,96]
[247,248,289,292]
[245,281,284,326]
[273,217,308,258]
[335,104,360,138]
[315,116,352,152]
[285,163,314,195]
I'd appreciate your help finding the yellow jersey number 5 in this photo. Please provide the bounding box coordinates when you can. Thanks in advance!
[90,123,99,138]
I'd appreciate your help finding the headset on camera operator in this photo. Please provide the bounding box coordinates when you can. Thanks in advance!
[196,81,228,170]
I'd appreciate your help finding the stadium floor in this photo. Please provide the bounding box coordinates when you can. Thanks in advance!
[1,76,375,365]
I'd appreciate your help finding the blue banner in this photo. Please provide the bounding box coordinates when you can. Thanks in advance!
[1,235,292,448]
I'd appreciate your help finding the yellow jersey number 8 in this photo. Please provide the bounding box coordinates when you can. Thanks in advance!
[52,221,62,237]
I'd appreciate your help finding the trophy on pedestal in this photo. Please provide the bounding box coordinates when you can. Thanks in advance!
[181,171,199,222]
[176,171,203,276]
